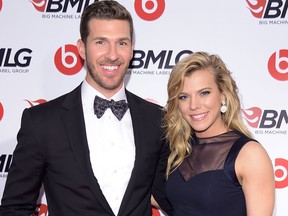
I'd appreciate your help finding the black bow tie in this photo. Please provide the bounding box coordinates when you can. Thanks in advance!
[94,95,129,121]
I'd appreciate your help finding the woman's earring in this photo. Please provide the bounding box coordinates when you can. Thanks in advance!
[220,102,227,113]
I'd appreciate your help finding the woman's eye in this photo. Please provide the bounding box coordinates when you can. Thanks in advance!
[178,95,187,100]
[201,91,210,96]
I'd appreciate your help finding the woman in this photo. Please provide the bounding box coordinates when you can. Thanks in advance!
[163,52,275,216]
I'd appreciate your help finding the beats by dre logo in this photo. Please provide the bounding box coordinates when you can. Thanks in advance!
[268,49,288,81]
[0,102,3,122]
[54,44,84,75]
[134,0,165,21]
[274,158,288,188]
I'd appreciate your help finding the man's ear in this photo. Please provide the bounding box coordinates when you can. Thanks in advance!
[130,42,135,60]
[77,39,86,60]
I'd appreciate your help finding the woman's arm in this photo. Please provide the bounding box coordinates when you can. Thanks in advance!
[236,141,275,216]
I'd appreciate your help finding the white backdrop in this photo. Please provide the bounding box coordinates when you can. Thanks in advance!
[0,0,287,215]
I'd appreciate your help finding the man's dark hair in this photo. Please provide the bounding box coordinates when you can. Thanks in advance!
[80,0,134,44]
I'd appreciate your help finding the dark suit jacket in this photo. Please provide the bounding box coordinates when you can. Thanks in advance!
[0,84,172,216]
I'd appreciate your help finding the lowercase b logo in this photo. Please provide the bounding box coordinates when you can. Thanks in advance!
[54,44,84,75]
[275,158,288,188]
[0,102,4,121]
[268,49,288,81]
[134,0,165,21]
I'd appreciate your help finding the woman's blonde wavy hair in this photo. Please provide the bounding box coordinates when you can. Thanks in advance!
[163,51,253,177]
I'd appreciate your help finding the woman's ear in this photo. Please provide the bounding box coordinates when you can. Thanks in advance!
[221,93,226,104]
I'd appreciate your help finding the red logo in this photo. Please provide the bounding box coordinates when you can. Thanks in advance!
[30,0,47,12]
[25,99,47,107]
[152,207,161,216]
[0,102,4,122]
[54,44,84,75]
[0,0,3,11]
[246,0,267,18]
[242,107,288,129]
[241,107,262,128]
[134,0,165,21]
[275,158,288,189]
[268,49,288,81]
[34,203,48,216]
[246,0,288,19]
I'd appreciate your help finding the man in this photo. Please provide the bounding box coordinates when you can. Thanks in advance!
[0,1,172,215]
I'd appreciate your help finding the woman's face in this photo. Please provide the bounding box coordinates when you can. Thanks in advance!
[178,68,227,138]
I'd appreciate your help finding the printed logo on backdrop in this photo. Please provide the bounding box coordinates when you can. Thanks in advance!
[274,158,288,188]
[30,0,94,19]
[0,154,12,178]
[0,102,3,122]
[241,107,288,135]
[25,99,47,106]
[246,0,288,25]
[134,0,165,21]
[54,44,84,75]
[53,45,192,77]
[268,49,288,81]
[0,48,32,74]
[127,50,192,76]
[0,0,2,11]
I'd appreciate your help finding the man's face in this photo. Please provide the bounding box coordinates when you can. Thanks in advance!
[78,19,134,97]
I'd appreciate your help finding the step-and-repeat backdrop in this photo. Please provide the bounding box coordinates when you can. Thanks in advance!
[0,0,287,215]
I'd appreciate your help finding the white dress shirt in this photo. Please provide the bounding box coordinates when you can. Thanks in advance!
[81,80,135,215]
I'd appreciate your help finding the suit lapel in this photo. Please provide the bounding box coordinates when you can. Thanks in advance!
[118,91,147,216]
[61,84,114,215]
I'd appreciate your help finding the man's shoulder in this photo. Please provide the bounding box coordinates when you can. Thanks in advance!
[28,84,82,114]
[126,90,163,110]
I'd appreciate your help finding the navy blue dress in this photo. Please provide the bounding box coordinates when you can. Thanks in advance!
[166,131,254,216]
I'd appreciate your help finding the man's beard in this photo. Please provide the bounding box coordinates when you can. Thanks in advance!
[87,62,125,91]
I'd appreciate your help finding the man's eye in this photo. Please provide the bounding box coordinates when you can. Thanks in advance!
[118,41,127,46]
[95,41,104,45]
